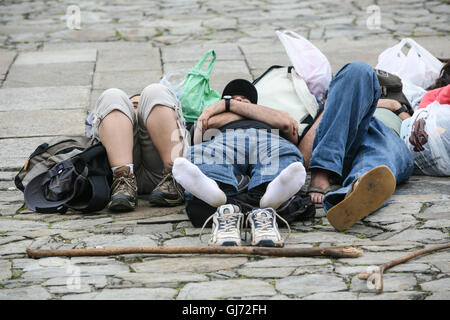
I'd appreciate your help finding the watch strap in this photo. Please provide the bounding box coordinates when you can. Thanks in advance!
[394,104,408,115]
[225,97,231,112]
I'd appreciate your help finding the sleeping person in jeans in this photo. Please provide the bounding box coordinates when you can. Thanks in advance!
[172,79,307,248]
[303,62,414,231]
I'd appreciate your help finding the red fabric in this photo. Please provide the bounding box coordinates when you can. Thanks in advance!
[418,84,450,109]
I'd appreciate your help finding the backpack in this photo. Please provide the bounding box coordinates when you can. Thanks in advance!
[374,68,413,115]
[253,65,322,140]
[15,136,112,213]
[15,136,92,192]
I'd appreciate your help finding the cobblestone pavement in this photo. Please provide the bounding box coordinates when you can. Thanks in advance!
[0,0,449,300]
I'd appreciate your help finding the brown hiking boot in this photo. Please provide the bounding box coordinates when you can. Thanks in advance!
[107,166,138,212]
[148,171,185,207]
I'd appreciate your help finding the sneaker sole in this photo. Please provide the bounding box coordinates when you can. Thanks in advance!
[209,241,241,246]
[254,240,284,248]
[327,165,396,232]
[107,198,136,212]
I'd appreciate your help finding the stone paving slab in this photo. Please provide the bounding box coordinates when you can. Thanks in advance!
[96,48,161,72]
[0,49,16,83]
[0,86,90,111]
[93,70,162,91]
[14,49,97,65]
[0,110,85,138]
[3,62,95,88]
[162,43,244,62]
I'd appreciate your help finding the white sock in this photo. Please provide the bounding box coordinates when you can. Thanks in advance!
[172,157,227,208]
[112,164,134,174]
[259,162,307,209]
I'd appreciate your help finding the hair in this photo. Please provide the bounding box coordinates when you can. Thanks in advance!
[129,93,140,100]
[427,58,450,90]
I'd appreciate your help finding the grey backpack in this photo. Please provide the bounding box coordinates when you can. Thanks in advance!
[14,136,93,192]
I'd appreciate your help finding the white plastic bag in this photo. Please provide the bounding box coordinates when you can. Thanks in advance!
[276,30,332,101]
[376,38,443,89]
[402,80,427,111]
[160,69,189,98]
[403,101,450,176]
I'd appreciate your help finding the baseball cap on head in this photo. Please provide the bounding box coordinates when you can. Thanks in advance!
[222,79,258,104]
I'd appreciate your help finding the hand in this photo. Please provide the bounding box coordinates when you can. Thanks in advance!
[289,116,299,143]
[281,113,299,144]
[377,99,401,112]
[197,100,226,135]
[193,122,203,144]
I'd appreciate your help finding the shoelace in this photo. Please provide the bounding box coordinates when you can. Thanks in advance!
[245,208,291,242]
[155,172,172,188]
[199,210,244,243]
[112,175,136,194]
[155,172,183,195]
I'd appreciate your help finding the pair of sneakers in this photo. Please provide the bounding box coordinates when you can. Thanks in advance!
[199,204,291,247]
[107,166,184,212]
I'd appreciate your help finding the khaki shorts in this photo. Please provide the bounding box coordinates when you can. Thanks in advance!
[91,84,189,195]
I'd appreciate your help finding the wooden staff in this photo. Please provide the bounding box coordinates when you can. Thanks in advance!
[27,245,362,259]
[358,242,450,295]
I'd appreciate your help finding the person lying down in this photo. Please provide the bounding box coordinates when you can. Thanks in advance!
[172,79,308,248]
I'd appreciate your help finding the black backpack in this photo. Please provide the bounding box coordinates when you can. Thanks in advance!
[374,68,413,115]
[16,137,112,213]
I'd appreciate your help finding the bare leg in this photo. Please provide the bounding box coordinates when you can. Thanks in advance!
[98,110,134,168]
[146,105,183,173]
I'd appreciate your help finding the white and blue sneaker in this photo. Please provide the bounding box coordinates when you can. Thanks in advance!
[245,207,291,247]
[200,204,244,246]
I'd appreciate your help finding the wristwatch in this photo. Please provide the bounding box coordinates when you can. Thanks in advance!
[223,95,232,112]
[394,104,408,115]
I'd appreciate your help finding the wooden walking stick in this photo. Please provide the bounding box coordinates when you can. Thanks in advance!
[357,242,450,295]
[27,245,363,259]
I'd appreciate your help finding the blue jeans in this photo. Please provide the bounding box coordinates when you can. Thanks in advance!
[186,128,304,199]
[309,62,414,212]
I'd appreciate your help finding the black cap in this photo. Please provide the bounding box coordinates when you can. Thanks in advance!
[24,158,88,212]
[222,79,258,104]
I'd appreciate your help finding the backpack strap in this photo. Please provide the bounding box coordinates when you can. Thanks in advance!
[83,175,110,212]
[65,143,111,213]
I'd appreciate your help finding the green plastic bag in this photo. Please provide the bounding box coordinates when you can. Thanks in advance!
[179,50,221,123]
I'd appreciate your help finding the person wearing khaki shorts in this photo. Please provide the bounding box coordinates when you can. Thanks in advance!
[91,83,189,212]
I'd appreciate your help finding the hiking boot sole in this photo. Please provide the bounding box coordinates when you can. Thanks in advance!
[107,198,136,212]
[327,165,396,232]
[148,193,185,207]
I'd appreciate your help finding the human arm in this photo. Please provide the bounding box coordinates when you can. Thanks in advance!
[197,99,299,144]
[193,111,245,144]
[298,110,324,169]
[377,99,411,120]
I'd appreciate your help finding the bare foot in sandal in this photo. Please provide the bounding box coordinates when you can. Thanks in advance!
[309,169,331,204]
